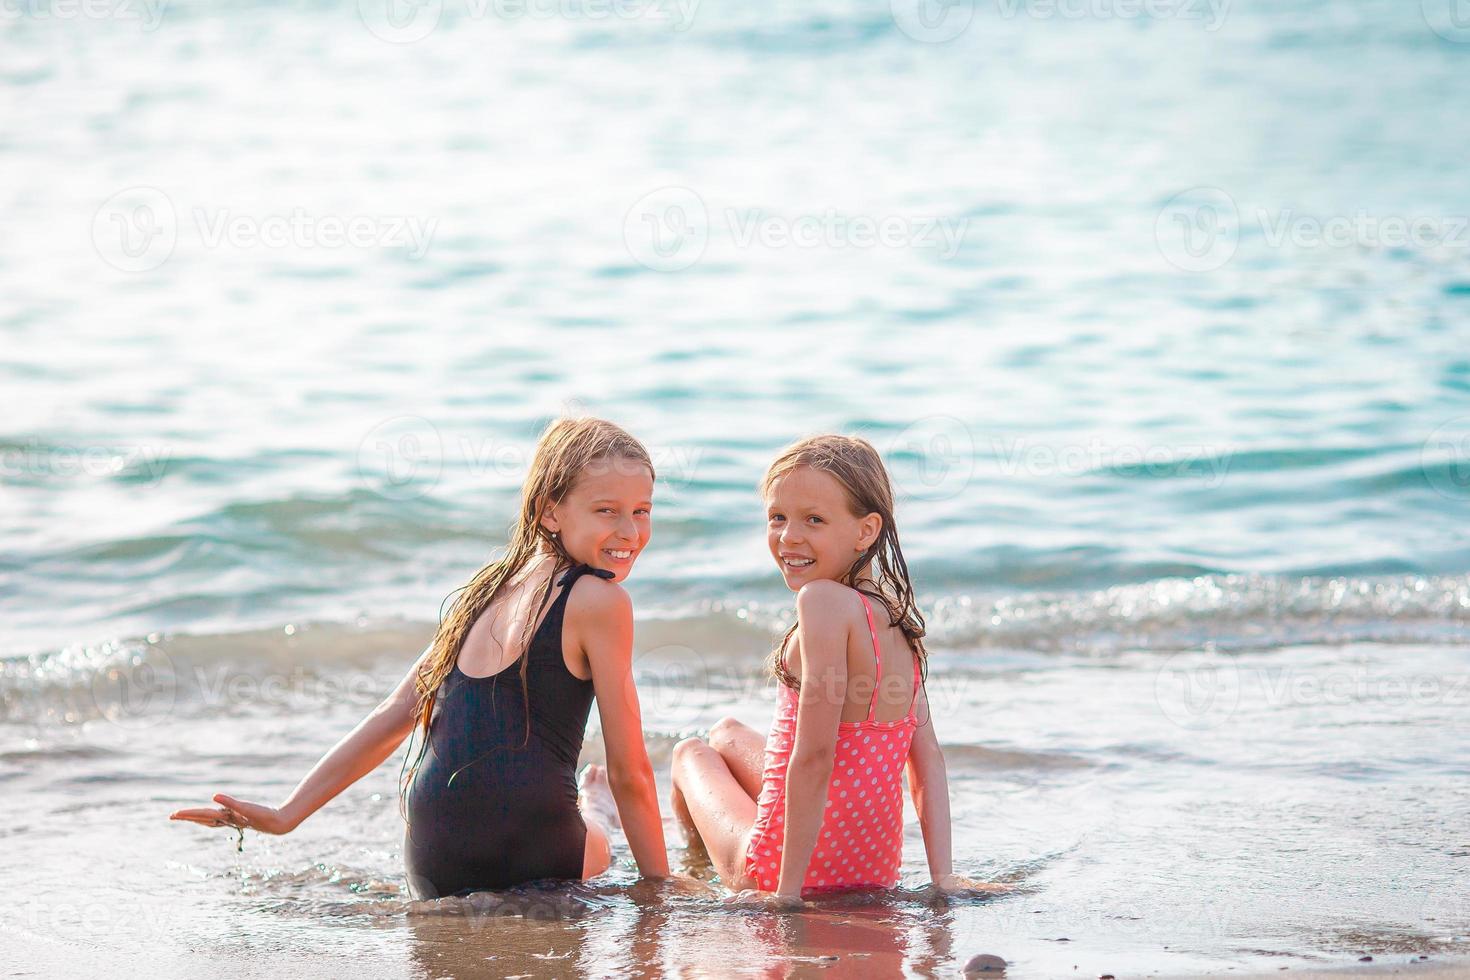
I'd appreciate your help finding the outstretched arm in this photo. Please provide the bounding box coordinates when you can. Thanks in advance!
[170,644,429,834]
[580,582,669,878]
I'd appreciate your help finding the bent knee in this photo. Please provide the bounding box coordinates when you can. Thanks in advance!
[671,735,710,770]
[707,716,743,752]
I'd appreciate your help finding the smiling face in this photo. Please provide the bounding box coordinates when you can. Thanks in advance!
[765,465,881,591]
[539,456,654,583]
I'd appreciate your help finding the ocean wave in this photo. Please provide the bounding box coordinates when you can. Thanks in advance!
[923,572,1470,652]
[4,573,1467,726]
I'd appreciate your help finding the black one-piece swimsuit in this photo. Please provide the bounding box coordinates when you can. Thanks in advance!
[403,562,612,899]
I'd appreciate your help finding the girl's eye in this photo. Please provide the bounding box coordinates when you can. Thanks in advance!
[598,508,616,515]
[807,516,823,524]
[635,508,651,517]
[768,514,785,524]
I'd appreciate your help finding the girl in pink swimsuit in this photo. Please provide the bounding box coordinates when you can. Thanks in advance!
[671,434,977,901]
[743,590,922,892]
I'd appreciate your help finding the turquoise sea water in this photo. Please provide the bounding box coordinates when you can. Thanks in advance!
[2,0,1469,976]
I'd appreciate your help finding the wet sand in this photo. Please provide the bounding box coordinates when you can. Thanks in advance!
[19,931,1469,980]
[1155,958,1470,980]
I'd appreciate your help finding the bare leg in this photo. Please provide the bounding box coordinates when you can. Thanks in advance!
[706,716,767,800]
[669,736,758,890]
[671,717,763,837]
[578,764,615,879]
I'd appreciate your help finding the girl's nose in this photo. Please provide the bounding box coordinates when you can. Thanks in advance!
[614,514,637,541]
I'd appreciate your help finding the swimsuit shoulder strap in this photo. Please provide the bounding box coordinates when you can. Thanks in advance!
[556,561,615,591]
[858,593,883,724]
[908,642,921,721]
[536,562,616,639]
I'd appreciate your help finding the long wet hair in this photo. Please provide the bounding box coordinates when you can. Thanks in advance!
[761,434,928,692]
[398,417,654,809]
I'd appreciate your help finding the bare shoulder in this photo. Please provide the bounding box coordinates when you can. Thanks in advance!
[565,572,633,625]
[795,579,864,623]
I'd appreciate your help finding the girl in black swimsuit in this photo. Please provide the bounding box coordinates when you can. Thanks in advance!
[403,560,611,896]
[171,418,670,897]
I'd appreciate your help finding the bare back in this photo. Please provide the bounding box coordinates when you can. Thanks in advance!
[784,596,917,724]
[456,555,592,681]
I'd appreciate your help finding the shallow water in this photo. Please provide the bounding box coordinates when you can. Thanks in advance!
[3,0,1470,974]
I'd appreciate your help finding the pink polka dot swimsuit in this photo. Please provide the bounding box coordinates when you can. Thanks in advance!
[744,594,920,895]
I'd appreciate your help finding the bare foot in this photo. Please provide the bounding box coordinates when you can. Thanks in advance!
[577,764,621,831]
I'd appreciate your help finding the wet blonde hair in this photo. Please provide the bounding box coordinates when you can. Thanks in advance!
[399,416,653,804]
[760,434,927,691]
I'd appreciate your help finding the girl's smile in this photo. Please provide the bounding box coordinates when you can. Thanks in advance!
[543,465,654,583]
[765,465,880,590]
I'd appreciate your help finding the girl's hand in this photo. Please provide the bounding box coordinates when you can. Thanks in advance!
[932,874,1014,897]
[723,889,810,911]
[169,793,296,836]
[625,875,717,903]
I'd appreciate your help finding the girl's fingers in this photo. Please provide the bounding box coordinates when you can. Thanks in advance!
[721,889,765,906]
[722,889,809,912]
[169,805,244,828]
[935,875,1012,896]
[212,795,258,824]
